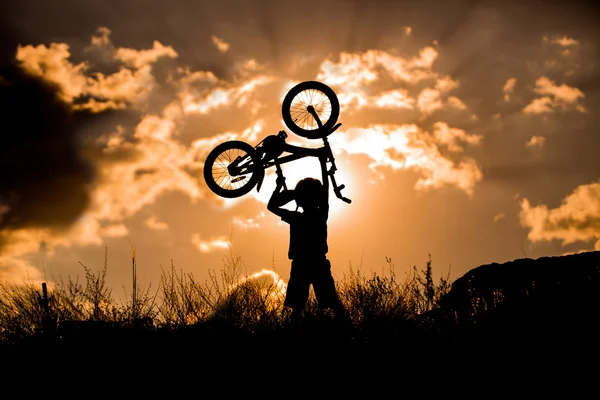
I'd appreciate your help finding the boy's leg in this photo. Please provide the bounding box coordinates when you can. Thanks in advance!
[312,259,347,321]
[284,260,310,323]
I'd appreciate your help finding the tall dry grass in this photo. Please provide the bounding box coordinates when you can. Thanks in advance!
[0,249,452,346]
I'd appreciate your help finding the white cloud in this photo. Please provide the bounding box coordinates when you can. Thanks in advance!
[417,88,467,115]
[526,136,546,148]
[191,234,230,253]
[316,47,439,90]
[432,122,482,152]
[446,96,467,110]
[144,215,169,231]
[180,75,274,115]
[114,40,178,69]
[503,78,517,101]
[523,97,553,114]
[435,75,459,93]
[211,35,231,53]
[91,111,203,224]
[493,213,505,223]
[520,182,600,249]
[417,88,444,114]
[232,212,265,230]
[523,76,586,114]
[372,89,415,109]
[544,35,579,47]
[328,123,483,196]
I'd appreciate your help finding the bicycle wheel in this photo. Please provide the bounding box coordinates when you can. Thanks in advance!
[282,80,340,139]
[203,140,263,198]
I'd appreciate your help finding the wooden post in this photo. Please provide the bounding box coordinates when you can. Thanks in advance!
[40,282,50,332]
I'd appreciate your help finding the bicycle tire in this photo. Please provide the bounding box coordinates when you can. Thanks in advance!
[281,80,340,139]
[203,140,263,198]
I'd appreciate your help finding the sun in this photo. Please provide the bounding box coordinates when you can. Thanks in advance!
[250,153,354,219]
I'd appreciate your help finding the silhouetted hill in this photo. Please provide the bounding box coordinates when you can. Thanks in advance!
[437,251,600,352]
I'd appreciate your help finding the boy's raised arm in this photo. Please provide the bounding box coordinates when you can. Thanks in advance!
[267,173,295,217]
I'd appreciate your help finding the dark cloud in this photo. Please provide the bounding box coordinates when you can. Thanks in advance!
[0,65,96,233]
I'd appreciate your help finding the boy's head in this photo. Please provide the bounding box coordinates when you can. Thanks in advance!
[294,178,323,210]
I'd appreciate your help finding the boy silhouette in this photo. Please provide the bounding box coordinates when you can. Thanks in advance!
[268,154,347,324]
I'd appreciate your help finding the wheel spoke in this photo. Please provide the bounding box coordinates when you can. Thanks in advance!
[210,147,253,192]
[288,88,334,130]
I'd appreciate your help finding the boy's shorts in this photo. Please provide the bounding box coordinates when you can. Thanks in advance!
[283,257,341,310]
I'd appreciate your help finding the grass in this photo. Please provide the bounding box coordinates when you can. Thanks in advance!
[4,247,598,363]
[0,248,453,350]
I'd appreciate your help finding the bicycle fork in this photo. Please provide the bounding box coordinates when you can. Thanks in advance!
[323,137,351,204]
[307,106,351,204]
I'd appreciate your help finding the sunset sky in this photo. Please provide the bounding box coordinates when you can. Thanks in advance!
[1,0,598,296]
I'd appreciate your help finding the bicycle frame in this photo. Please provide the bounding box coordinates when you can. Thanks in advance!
[227,123,351,203]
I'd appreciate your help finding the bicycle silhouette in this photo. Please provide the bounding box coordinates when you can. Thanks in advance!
[203,81,351,203]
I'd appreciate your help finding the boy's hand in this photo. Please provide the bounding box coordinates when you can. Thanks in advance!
[276,174,286,187]
[275,168,286,189]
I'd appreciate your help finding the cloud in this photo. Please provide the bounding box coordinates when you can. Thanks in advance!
[416,90,467,115]
[503,78,517,101]
[523,97,554,114]
[544,35,579,47]
[417,88,444,114]
[180,75,274,115]
[232,212,265,230]
[520,181,600,250]
[310,47,469,119]
[0,211,131,284]
[435,75,460,93]
[335,88,415,112]
[316,47,439,90]
[114,40,178,70]
[1,94,207,270]
[446,96,467,110]
[0,65,95,240]
[329,123,483,196]
[89,109,205,224]
[526,135,546,148]
[372,89,415,109]
[416,76,466,115]
[0,255,44,285]
[432,122,482,152]
[523,76,586,114]
[211,35,230,53]
[144,215,169,231]
[493,213,505,223]
[100,223,129,237]
[191,234,230,253]
[15,27,177,113]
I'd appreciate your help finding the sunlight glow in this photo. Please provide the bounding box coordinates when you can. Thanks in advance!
[250,154,354,219]
[227,269,288,310]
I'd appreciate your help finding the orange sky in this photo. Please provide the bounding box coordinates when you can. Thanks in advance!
[1,0,599,294]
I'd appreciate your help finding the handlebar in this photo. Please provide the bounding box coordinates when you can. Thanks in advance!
[268,121,351,204]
